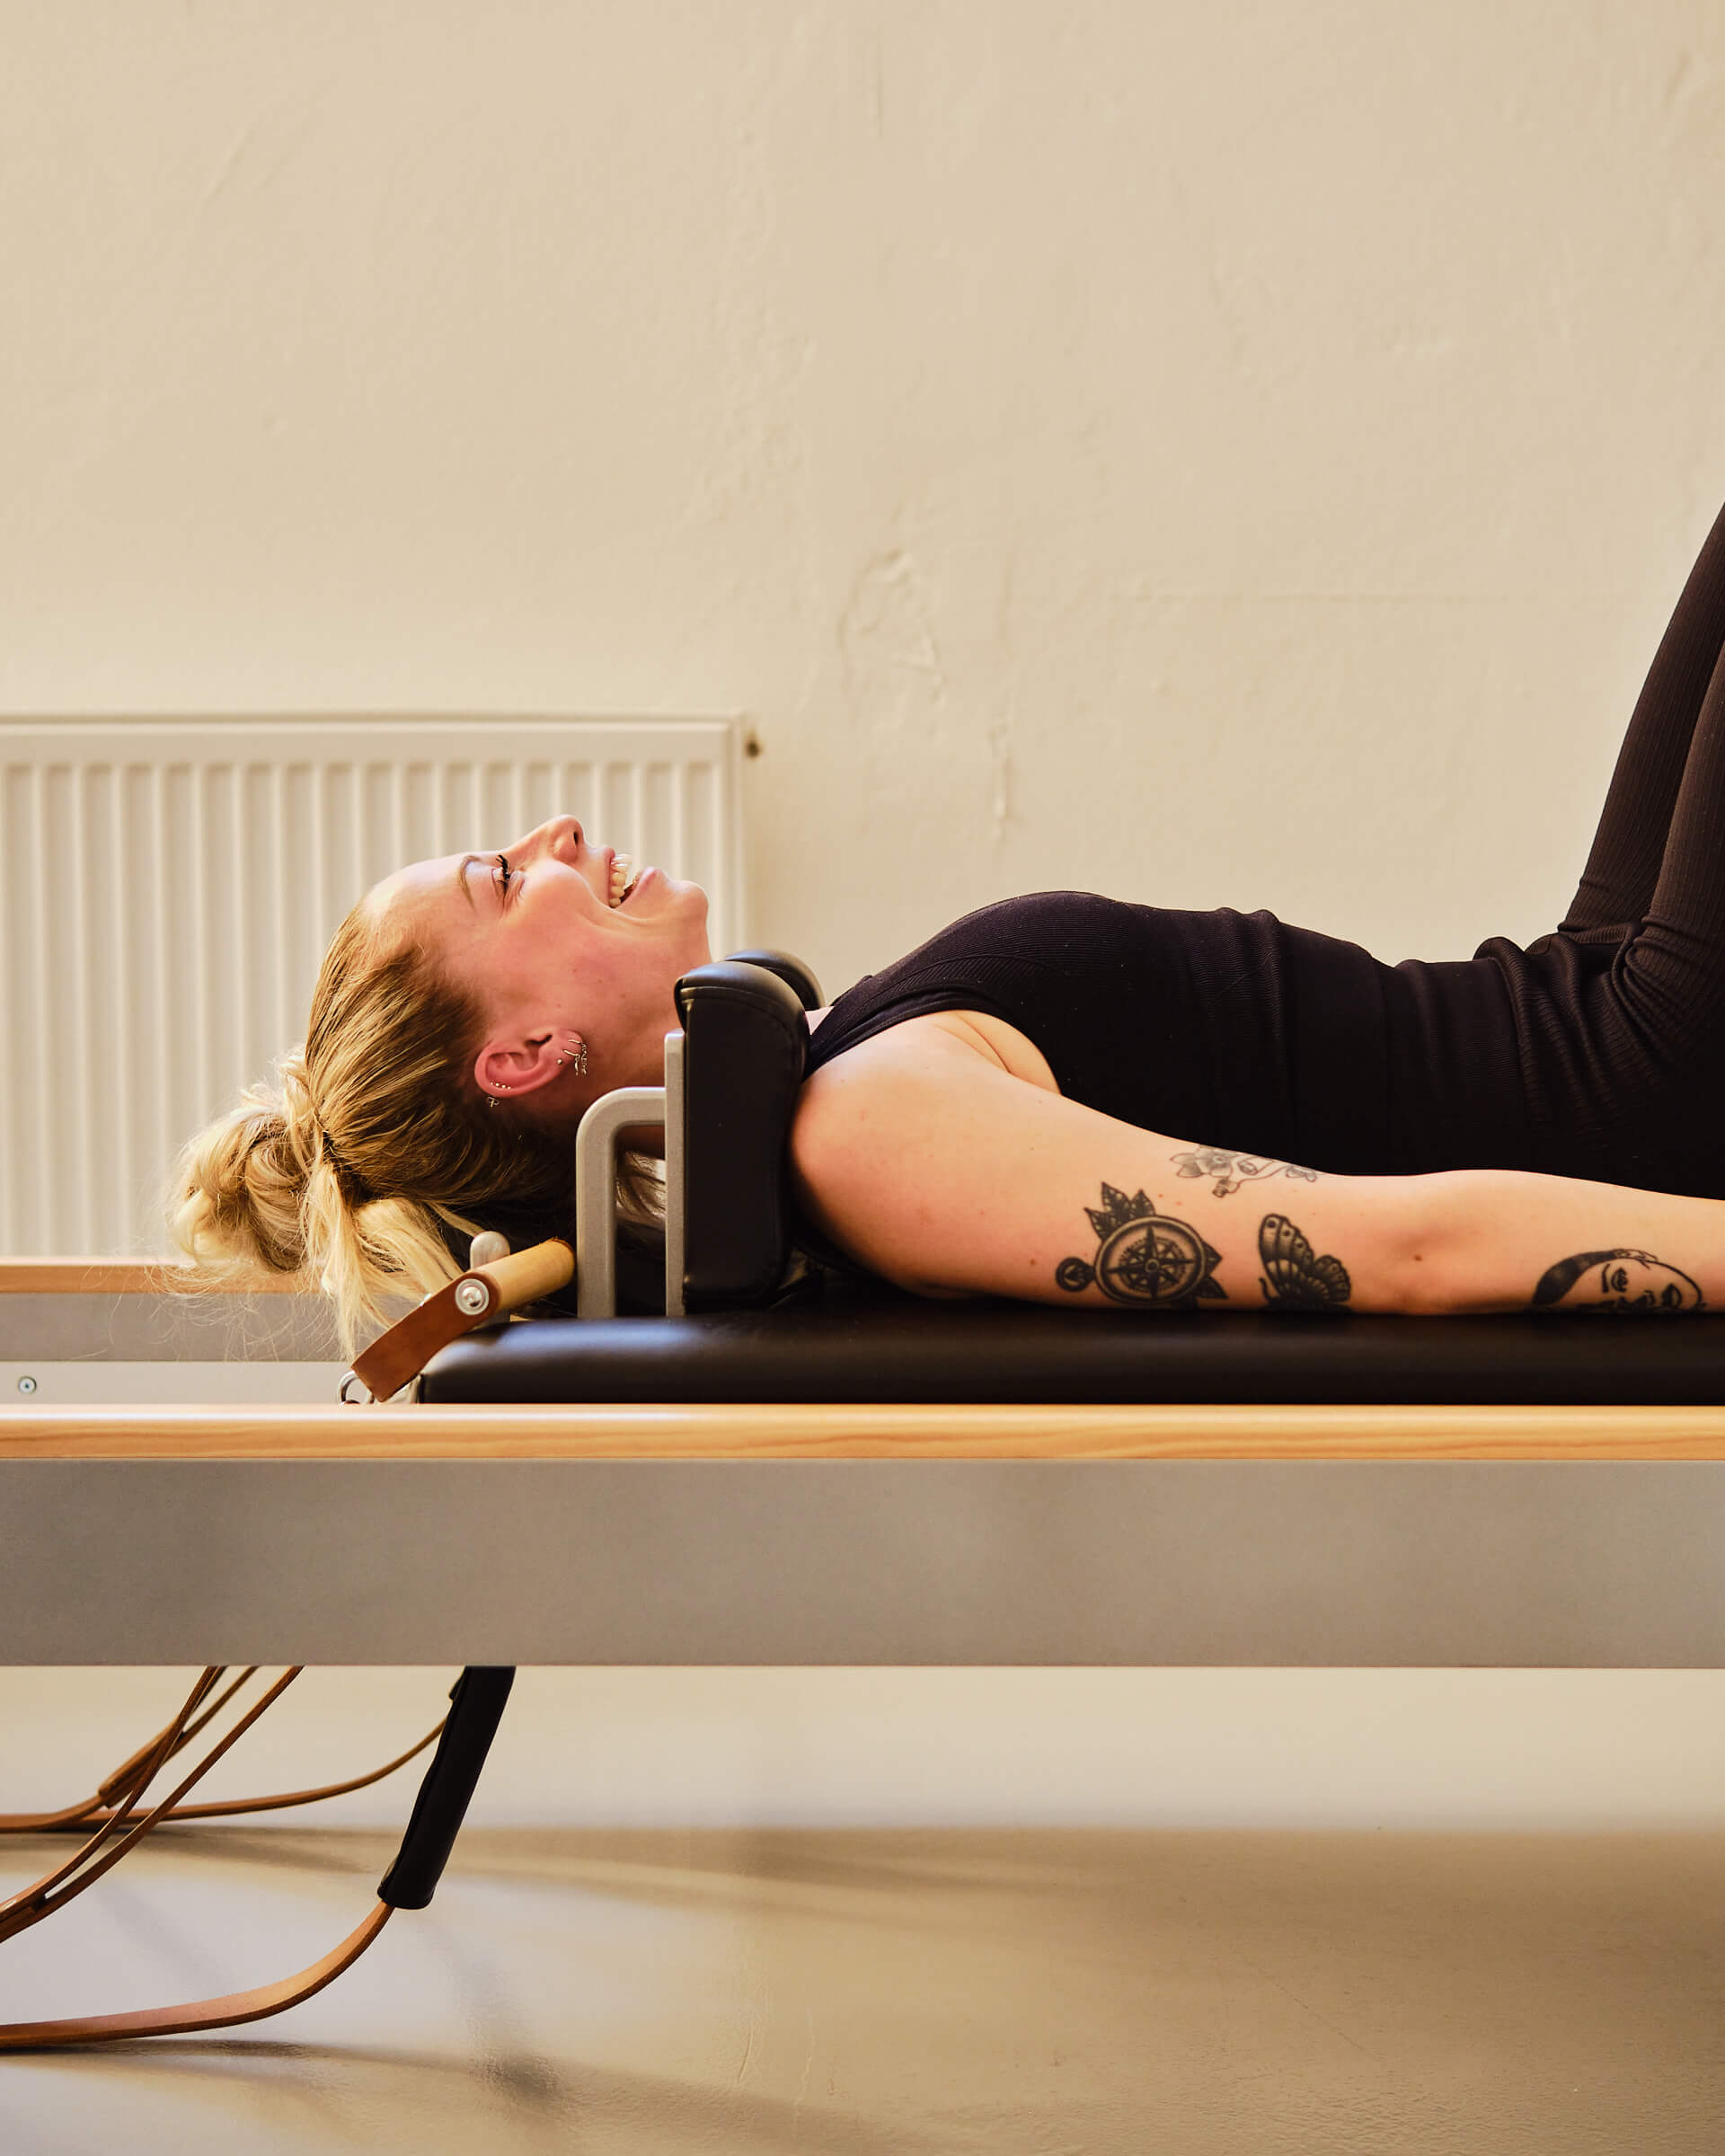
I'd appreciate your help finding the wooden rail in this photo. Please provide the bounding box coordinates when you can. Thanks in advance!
[6,1402,1725,1461]
[0,1260,305,1295]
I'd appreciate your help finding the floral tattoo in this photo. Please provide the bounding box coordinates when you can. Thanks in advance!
[1172,1145,1319,1199]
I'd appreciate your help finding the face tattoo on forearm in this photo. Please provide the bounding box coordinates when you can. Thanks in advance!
[1171,1145,1320,1198]
[1529,1250,1704,1312]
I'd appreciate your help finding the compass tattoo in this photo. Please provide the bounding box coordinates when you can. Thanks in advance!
[1172,1144,1320,1199]
[1057,1189,1352,1313]
[1056,1184,1227,1307]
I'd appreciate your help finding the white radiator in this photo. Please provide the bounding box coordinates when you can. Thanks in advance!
[0,718,745,1256]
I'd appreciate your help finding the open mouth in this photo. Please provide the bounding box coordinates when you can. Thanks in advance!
[607,852,643,907]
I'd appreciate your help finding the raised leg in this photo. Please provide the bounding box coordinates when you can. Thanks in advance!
[1615,627,1725,1045]
[1559,496,1725,941]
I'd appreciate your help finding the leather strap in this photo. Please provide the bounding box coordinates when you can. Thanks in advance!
[351,1277,474,1401]
[0,1670,302,1945]
[0,1719,446,1834]
[100,1664,255,1803]
[351,1239,575,1401]
[1,1665,254,1832]
[0,1902,393,2051]
[0,1668,472,2048]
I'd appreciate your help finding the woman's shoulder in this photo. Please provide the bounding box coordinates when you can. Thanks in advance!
[837,889,1159,988]
[803,890,1173,1079]
[806,1001,1057,1091]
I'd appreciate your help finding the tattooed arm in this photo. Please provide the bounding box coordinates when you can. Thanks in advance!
[789,1013,1420,1310]
[791,1013,1725,1312]
[1413,1169,1714,1314]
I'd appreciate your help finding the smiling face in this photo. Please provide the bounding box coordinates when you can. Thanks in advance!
[367,815,712,1105]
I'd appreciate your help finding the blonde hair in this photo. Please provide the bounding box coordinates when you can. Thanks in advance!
[172,900,659,1351]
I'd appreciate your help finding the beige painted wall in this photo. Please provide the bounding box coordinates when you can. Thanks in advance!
[5,5,1725,1831]
[4,3,1722,992]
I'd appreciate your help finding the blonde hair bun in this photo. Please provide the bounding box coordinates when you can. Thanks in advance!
[171,1079,312,1283]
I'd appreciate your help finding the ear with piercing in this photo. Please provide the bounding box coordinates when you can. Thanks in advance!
[487,1039,588,1109]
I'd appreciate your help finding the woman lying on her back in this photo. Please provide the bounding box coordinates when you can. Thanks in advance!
[178,499,1725,1348]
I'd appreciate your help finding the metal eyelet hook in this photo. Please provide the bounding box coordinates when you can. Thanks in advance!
[341,1368,420,1405]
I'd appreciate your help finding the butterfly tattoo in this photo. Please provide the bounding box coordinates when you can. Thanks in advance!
[1257,1214,1351,1312]
[1056,1189,1349,1314]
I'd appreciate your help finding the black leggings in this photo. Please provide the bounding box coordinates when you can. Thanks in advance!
[1561,498,1725,973]
[1499,497,1725,1192]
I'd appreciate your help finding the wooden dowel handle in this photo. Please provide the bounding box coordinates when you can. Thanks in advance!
[464,1239,574,1318]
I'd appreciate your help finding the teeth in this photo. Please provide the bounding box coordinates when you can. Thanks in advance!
[609,853,633,907]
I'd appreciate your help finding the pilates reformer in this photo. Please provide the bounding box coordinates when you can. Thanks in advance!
[7,952,1725,2050]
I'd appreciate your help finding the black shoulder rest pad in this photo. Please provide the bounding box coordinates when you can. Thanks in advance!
[722,947,824,1011]
[676,959,810,1311]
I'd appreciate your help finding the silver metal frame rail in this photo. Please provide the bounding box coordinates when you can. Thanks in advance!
[571,1031,685,1319]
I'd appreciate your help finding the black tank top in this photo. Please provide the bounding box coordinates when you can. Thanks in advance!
[802,892,1543,1179]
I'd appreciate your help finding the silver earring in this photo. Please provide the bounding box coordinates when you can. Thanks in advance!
[574,1042,589,1077]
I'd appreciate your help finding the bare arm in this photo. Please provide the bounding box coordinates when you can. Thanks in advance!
[1413,1168,1714,1313]
[791,1017,1420,1310]
[790,1017,1725,1313]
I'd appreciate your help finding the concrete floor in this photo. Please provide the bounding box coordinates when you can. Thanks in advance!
[3,1670,1725,2152]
